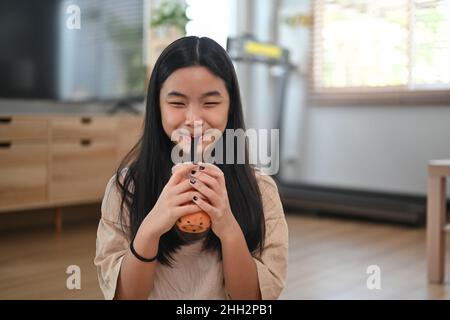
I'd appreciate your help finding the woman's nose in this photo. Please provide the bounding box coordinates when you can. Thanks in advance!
[184,105,202,125]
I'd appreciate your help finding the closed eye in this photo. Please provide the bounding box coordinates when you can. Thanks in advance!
[204,102,220,107]
[169,102,186,107]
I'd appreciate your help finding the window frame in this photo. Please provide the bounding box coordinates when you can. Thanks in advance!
[309,0,450,106]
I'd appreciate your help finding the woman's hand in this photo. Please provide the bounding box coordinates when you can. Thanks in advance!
[138,163,202,240]
[188,163,241,242]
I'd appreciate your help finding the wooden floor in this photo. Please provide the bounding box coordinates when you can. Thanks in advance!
[0,213,449,300]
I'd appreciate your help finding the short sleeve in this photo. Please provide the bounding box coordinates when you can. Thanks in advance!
[93,174,131,300]
[253,172,289,300]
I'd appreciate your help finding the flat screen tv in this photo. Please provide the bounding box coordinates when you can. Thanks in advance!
[0,0,146,103]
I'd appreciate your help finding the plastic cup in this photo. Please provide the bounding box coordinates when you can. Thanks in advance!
[171,162,212,235]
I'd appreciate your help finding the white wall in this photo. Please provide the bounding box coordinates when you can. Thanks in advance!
[297,106,450,195]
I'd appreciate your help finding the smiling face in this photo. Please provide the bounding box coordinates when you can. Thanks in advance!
[160,66,230,159]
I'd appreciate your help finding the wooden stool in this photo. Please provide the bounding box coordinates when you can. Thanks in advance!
[427,160,450,283]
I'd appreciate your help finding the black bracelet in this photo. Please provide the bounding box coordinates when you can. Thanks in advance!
[130,239,158,262]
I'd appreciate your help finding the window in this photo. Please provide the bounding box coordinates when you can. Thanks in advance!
[185,0,231,49]
[312,0,450,105]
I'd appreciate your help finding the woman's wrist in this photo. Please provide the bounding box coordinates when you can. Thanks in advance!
[219,220,244,246]
[140,213,164,241]
[130,239,158,262]
[133,226,161,259]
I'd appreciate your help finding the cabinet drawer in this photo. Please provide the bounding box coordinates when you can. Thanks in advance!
[0,116,48,141]
[0,141,48,207]
[51,116,117,139]
[117,116,143,162]
[118,116,143,133]
[50,139,117,201]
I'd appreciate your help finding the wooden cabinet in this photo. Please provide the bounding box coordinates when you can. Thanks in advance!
[51,116,117,139]
[0,141,48,209]
[0,115,143,213]
[50,139,117,202]
[117,115,143,163]
[0,116,48,141]
[0,116,49,210]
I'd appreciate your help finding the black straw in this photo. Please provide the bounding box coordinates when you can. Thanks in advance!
[191,137,199,164]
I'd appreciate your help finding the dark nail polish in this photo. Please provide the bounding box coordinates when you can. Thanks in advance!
[190,178,196,184]
[191,170,196,175]
[193,196,198,201]
[199,166,205,171]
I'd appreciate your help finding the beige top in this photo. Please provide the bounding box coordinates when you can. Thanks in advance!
[94,169,288,300]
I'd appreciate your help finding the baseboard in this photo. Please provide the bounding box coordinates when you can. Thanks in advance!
[277,181,433,226]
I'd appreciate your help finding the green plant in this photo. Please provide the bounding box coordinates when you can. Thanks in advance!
[150,0,189,35]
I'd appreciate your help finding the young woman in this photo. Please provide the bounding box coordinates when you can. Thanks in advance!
[94,36,288,300]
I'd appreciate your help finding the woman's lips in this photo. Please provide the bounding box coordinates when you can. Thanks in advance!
[183,134,202,140]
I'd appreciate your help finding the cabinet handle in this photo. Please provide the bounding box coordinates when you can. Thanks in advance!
[0,142,11,148]
[0,117,12,124]
[80,139,91,146]
[81,117,92,124]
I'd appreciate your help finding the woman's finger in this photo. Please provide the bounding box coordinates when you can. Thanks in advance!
[196,162,224,180]
[192,195,218,219]
[168,163,198,186]
[173,203,204,219]
[189,170,220,192]
[189,177,218,205]
[173,190,206,206]
[171,178,193,195]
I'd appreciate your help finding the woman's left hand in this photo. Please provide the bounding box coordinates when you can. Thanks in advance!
[188,163,240,242]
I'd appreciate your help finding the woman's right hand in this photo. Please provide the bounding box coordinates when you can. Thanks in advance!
[137,163,201,240]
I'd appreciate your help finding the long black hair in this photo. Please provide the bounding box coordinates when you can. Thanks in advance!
[115,36,265,266]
